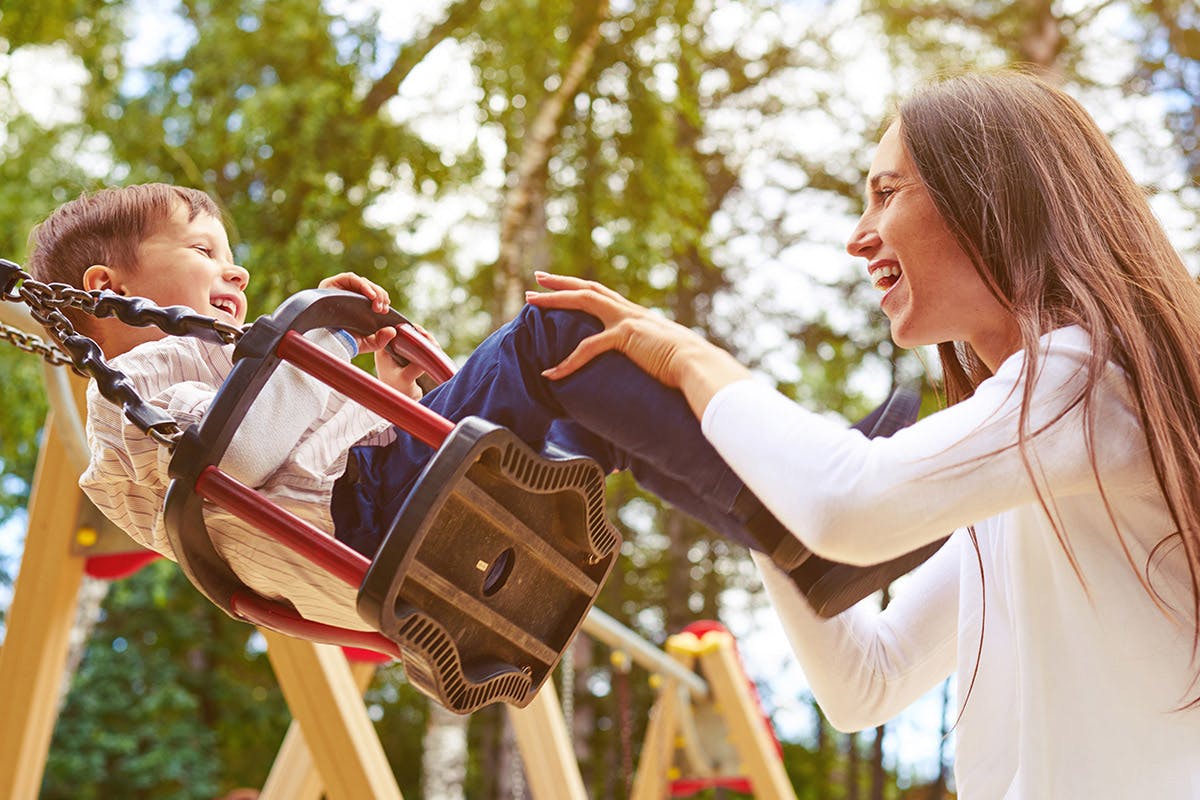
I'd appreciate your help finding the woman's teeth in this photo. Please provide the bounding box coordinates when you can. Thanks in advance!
[872,266,901,291]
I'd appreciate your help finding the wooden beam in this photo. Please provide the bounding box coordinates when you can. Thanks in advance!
[0,405,90,800]
[262,631,403,800]
[259,658,379,800]
[696,633,796,800]
[630,685,686,799]
[507,681,587,800]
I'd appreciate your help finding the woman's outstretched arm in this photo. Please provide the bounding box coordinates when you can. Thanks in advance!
[754,533,961,731]
[529,274,1150,565]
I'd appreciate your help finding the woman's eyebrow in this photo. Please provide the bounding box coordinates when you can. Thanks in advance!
[868,170,903,191]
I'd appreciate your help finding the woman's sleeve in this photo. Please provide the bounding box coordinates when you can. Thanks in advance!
[701,330,1150,565]
[752,531,961,732]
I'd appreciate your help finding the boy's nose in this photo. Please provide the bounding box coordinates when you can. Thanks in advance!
[224,264,250,289]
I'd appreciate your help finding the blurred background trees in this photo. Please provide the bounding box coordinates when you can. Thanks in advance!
[0,1,1195,797]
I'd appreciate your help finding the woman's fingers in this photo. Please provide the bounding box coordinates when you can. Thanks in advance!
[527,273,691,384]
[541,329,621,380]
[529,271,752,416]
[534,271,639,312]
[524,287,635,328]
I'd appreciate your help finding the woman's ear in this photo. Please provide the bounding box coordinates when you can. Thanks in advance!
[82,264,123,294]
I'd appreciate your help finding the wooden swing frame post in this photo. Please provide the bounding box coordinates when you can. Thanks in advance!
[0,385,90,800]
[590,611,798,800]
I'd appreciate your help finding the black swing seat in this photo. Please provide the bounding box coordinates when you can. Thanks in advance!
[163,289,621,714]
[358,417,618,713]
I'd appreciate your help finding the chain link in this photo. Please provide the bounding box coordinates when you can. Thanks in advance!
[1,258,250,449]
[0,321,82,371]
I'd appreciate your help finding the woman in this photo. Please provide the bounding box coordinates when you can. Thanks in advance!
[528,70,1200,797]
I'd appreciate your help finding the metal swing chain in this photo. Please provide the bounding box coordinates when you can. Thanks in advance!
[1,258,247,449]
[0,319,79,368]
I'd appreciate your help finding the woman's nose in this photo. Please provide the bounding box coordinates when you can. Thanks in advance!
[846,216,880,258]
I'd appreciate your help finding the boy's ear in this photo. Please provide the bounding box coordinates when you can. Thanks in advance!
[82,264,124,294]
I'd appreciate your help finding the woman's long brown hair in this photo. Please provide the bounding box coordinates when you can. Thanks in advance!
[899,69,1200,693]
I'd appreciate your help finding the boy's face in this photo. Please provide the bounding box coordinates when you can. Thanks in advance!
[88,201,249,354]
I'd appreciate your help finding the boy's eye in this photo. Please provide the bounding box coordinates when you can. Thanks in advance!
[192,244,212,256]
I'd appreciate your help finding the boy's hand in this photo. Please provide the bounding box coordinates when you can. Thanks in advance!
[316,272,445,400]
[374,324,446,401]
[318,270,396,364]
[319,272,391,314]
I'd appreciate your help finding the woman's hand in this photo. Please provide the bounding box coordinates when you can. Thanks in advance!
[525,271,751,417]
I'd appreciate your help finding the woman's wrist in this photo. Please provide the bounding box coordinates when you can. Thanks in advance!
[676,339,752,419]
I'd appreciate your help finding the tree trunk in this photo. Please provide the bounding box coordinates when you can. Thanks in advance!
[567,636,596,786]
[814,700,830,800]
[59,576,108,702]
[664,509,692,633]
[929,678,952,800]
[493,0,611,320]
[1019,0,1066,78]
[495,716,528,799]
[846,731,860,800]
[869,586,891,800]
[422,702,468,800]
[870,724,886,800]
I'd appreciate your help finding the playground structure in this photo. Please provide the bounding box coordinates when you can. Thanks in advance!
[0,296,799,799]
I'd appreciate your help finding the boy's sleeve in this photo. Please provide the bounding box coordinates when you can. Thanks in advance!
[218,329,356,487]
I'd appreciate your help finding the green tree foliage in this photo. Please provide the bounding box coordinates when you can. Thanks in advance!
[0,0,1194,796]
[40,562,290,799]
[1133,0,1198,231]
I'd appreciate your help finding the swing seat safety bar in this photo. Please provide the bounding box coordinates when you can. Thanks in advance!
[163,290,621,714]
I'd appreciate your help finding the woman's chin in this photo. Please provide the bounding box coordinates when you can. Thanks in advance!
[887,321,929,352]
[887,319,912,349]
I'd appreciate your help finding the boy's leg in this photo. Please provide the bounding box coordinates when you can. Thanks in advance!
[422,305,750,530]
[333,305,755,556]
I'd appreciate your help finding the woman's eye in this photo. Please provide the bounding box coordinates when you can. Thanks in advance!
[874,187,896,203]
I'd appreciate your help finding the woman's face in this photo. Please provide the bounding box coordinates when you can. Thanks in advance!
[847,121,1020,370]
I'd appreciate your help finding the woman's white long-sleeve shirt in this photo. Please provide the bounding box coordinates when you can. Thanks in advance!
[702,326,1200,799]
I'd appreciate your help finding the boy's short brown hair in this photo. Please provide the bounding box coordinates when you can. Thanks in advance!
[27,183,221,288]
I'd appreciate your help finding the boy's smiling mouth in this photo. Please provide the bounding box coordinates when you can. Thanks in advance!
[211,296,240,318]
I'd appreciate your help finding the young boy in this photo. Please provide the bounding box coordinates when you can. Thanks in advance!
[28,183,811,629]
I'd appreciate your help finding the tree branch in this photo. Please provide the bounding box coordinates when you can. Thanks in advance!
[360,0,484,117]
[494,0,611,317]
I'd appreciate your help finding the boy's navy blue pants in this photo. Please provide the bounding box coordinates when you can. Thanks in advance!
[330,305,752,558]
